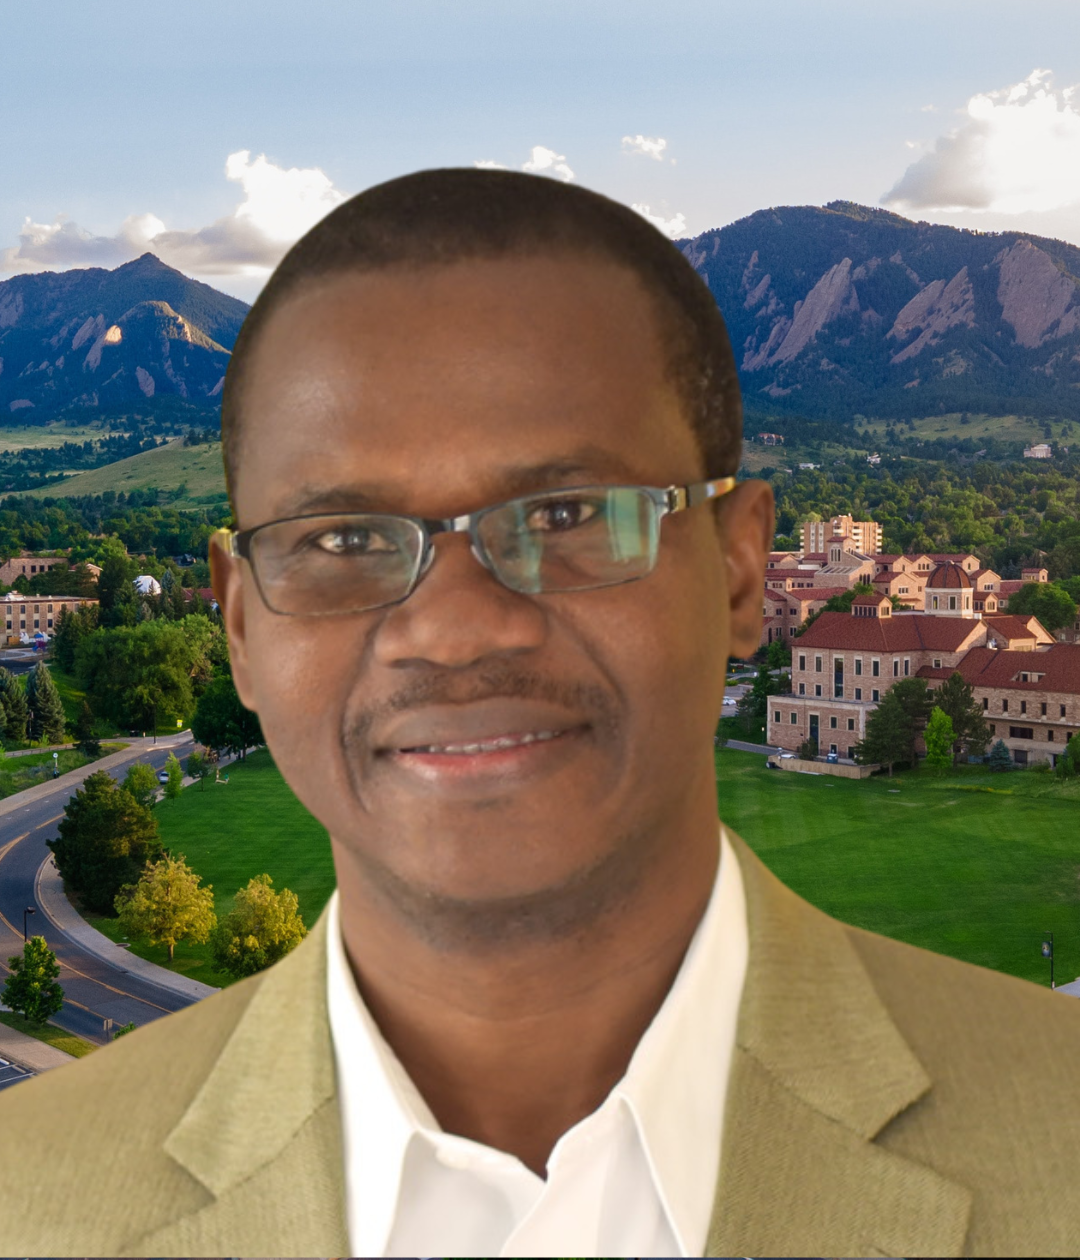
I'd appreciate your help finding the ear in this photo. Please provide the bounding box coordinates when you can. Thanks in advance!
[717,479,774,659]
[208,530,259,712]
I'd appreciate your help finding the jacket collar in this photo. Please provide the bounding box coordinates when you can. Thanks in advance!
[707,833,972,1258]
[127,910,349,1258]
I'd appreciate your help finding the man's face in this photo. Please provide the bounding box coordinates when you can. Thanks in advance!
[215,254,768,944]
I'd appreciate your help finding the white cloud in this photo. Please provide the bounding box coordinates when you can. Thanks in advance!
[521,145,575,182]
[621,134,668,161]
[883,69,1080,214]
[632,203,687,239]
[0,150,346,277]
[474,145,575,183]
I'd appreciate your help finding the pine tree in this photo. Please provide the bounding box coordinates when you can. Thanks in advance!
[987,739,1013,772]
[26,662,67,746]
[1,936,64,1024]
[934,671,991,763]
[74,700,100,756]
[854,690,910,777]
[923,706,955,772]
[0,671,29,744]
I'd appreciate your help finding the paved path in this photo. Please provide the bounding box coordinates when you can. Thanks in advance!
[1055,977,1080,998]
[0,733,211,1046]
[723,739,780,755]
[0,1006,74,1083]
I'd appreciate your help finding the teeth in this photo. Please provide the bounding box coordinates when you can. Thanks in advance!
[407,729,563,755]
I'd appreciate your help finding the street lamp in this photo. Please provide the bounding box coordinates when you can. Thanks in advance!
[23,906,35,941]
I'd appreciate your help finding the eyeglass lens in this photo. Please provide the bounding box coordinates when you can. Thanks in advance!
[249,486,663,615]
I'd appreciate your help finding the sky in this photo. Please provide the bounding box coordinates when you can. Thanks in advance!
[5,0,1080,302]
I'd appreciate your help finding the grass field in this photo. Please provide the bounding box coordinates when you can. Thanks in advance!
[100,741,1080,994]
[89,747,336,987]
[0,421,120,451]
[0,747,116,799]
[858,412,1067,444]
[717,748,1080,988]
[15,438,227,507]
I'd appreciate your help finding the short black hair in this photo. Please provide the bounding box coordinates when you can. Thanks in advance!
[221,168,741,503]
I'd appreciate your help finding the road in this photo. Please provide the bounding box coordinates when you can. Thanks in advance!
[0,733,201,1046]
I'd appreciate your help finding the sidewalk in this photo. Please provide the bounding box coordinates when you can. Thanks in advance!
[36,855,219,1002]
[0,1009,75,1072]
[1055,977,1080,998]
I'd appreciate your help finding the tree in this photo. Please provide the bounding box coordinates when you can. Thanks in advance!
[924,706,955,773]
[186,749,211,790]
[96,552,139,628]
[1,936,64,1024]
[0,668,28,743]
[1057,733,1080,777]
[51,604,99,672]
[933,671,991,764]
[765,637,792,670]
[1007,582,1077,634]
[210,874,307,978]
[987,739,1013,772]
[191,672,263,759]
[47,771,163,914]
[75,620,200,729]
[163,751,183,799]
[797,737,818,760]
[889,677,935,767]
[25,662,67,745]
[74,700,101,756]
[114,855,216,963]
[854,689,910,777]
[122,761,160,811]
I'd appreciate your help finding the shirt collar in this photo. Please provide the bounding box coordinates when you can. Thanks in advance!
[327,825,748,1257]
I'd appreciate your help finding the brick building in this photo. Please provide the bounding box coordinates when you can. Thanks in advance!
[2,593,99,646]
[801,515,883,557]
[766,593,1063,761]
[0,553,70,585]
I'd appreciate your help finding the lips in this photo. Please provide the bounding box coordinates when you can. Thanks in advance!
[375,698,590,760]
[401,729,567,755]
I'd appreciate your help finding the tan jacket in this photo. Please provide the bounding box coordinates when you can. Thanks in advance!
[1,832,1078,1257]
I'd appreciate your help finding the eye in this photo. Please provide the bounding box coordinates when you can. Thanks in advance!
[309,525,398,555]
[525,497,602,532]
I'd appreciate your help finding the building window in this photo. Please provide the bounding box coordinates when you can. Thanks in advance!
[1061,705,1067,718]
[798,683,805,696]
[904,659,910,677]
[830,716,837,729]
[854,658,862,676]
[815,656,822,672]
[773,710,781,724]
[46,618,52,628]
[834,658,844,699]
[872,659,880,677]
[1020,700,1027,715]
[1009,726,1034,740]
[814,684,822,697]
[982,697,988,710]
[790,712,798,724]
[789,627,796,636]
[855,687,862,700]
[799,654,806,671]
[949,595,957,611]
[1041,702,1047,716]
[47,604,53,613]
[1048,729,1055,741]
[933,659,941,669]
[893,660,899,677]
[847,718,855,731]
[19,620,24,629]
[872,689,880,703]
[829,743,838,755]
[33,605,39,613]
[989,724,995,735]
[1002,700,1008,713]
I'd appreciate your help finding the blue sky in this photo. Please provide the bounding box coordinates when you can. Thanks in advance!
[5,0,1080,300]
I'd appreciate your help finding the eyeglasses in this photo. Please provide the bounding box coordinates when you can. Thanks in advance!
[221,476,737,617]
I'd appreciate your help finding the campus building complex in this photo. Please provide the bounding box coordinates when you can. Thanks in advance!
[2,594,99,647]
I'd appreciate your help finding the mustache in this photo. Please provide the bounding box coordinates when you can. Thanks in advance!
[343,665,621,749]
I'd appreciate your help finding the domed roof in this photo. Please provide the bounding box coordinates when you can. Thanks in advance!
[926,561,972,590]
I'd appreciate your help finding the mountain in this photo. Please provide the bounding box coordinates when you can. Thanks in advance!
[0,254,249,420]
[681,202,1080,421]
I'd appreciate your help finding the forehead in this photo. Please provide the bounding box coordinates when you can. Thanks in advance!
[234,255,700,523]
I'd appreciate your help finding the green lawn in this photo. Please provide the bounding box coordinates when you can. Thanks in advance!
[14,439,226,507]
[0,745,124,799]
[0,1009,96,1058]
[91,747,337,987]
[717,748,1080,989]
[90,741,1080,993]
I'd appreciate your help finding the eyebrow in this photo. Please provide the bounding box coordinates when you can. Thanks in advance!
[274,449,644,518]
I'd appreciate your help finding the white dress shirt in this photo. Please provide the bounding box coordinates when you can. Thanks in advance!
[327,826,748,1258]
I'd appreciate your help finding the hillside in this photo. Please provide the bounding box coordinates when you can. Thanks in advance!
[0,254,248,421]
[15,438,227,506]
[681,202,1080,422]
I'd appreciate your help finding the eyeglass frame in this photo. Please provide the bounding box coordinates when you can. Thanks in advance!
[218,474,738,616]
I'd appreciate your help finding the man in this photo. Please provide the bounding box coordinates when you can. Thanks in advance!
[1,169,1078,1258]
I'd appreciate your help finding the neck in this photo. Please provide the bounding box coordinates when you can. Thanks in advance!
[332,801,720,1175]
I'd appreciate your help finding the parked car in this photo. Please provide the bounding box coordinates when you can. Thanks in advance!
[157,769,170,784]
[825,750,839,764]
[722,696,738,707]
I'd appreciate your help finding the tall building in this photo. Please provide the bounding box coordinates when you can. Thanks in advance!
[801,515,882,557]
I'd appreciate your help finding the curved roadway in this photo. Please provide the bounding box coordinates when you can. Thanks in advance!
[0,733,200,1045]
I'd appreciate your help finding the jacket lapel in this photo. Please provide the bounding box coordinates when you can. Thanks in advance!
[708,834,973,1259]
[124,910,350,1258]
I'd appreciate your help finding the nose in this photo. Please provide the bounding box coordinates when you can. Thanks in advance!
[372,531,547,670]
